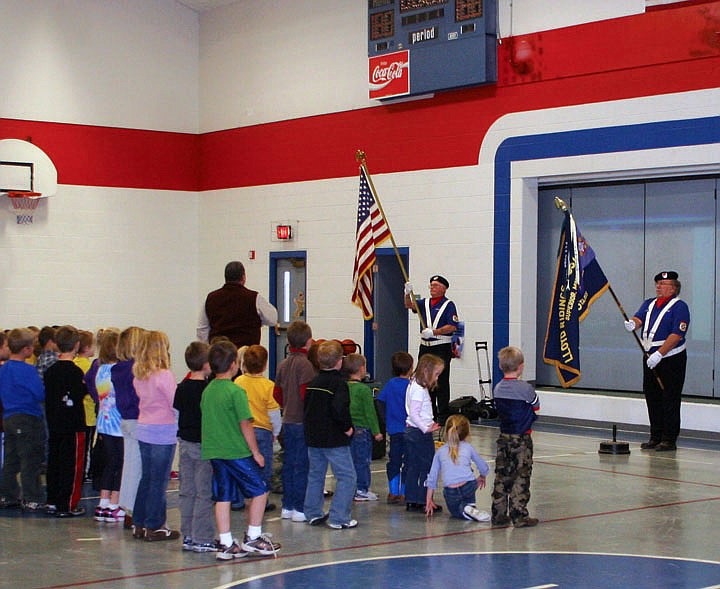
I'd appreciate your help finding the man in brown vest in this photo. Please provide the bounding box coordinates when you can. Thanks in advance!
[197,261,278,347]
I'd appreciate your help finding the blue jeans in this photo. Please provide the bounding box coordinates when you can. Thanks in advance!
[404,426,435,504]
[133,441,175,530]
[281,423,308,512]
[350,427,372,493]
[443,479,478,519]
[254,427,274,488]
[304,446,356,526]
[386,432,406,494]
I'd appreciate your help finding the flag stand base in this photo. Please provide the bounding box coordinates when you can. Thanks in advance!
[598,424,631,455]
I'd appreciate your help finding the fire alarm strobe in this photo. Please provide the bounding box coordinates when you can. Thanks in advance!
[276,224,292,240]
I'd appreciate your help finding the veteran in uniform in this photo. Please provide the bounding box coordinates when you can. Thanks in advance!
[624,270,690,451]
[404,275,459,425]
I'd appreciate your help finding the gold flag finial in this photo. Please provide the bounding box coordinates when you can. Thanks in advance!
[554,196,569,212]
[355,150,366,164]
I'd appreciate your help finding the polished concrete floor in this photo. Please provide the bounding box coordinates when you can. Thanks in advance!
[1,422,719,589]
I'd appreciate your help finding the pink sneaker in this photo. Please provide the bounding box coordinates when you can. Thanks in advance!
[104,507,126,523]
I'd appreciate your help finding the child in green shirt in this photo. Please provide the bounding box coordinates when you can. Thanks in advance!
[344,353,383,501]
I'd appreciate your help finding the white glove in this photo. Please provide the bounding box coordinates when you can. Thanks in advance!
[421,327,434,339]
[404,282,413,295]
[624,319,636,332]
[646,351,663,370]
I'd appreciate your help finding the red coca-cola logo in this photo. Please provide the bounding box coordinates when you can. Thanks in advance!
[369,50,410,99]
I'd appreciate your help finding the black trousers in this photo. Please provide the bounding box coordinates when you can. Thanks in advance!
[643,350,686,443]
[418,342,452,424]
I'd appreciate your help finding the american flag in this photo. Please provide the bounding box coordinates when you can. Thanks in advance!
[351,167,391,319]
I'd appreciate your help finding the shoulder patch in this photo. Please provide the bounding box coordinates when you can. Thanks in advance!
[679,321,688,332]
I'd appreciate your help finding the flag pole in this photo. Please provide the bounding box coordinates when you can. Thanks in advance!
[553,196,664,390]
[356,150,427,329]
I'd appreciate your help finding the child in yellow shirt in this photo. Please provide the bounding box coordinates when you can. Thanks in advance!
[234,345,281,512]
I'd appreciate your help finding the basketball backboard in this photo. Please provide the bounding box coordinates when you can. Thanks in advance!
[0,139,57,197]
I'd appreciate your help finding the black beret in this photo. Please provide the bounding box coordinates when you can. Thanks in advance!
[430,275,449,289]
[654,271,679,282]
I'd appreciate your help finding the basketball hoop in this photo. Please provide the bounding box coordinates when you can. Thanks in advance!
[6,191,42,224]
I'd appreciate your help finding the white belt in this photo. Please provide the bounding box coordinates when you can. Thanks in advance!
[643,340,686,357]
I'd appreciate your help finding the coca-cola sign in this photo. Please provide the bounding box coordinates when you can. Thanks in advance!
[369,50,410,100]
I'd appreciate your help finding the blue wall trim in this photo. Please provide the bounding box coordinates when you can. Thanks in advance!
[492,115,720,385]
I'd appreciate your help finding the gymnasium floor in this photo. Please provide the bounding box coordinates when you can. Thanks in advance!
[1,421,719,589]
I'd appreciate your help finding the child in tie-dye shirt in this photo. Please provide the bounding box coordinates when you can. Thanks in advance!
[86,328,125,523]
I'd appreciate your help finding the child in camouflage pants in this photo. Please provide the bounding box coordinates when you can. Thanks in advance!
[491,346,540,528]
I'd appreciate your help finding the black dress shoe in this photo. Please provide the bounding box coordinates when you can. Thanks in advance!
[405,502,424,512]
[655,441,677,452]
[640,439,661,450]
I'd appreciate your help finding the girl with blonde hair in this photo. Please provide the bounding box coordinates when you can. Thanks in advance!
[86,328,123,523]
[112,326,146,527]
[425,414,490,521]
[131,330,179,541]
[403,353,444,513]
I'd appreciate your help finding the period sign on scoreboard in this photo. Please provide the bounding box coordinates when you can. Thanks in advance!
[369,50,410,100]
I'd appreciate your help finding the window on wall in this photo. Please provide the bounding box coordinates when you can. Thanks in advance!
[535,176,717,398]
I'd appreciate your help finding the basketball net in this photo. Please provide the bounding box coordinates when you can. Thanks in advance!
[6,191,42,224]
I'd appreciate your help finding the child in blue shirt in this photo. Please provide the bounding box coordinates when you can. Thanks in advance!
[0,328,47,511]
[377,352,413,504]
[425,414,490,521]
[491,345,540,528]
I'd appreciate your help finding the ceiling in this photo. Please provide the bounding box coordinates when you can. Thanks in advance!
[176,0,239,13]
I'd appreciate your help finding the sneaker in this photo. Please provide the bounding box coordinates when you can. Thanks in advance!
[491,514,512,526]
[463,505,491,522]
[281,508,294,519]
[291,510,307,522]
[193,540,223,553]
[513,516,539,528]
[353,490,378,502]
[56,507,86,518]
[94,506,108,521]
[323,489,334,498]
[216,540,247,560]
[46,504,58,515]
[241,533,281,556]
[170,470,180,480]
[182,536,194,551]
[22,502,47,513]
[104,507,126,523]
[327,519,358,530]
[145,527,181,542]
[132,525,146,539]
[308,513,329,526]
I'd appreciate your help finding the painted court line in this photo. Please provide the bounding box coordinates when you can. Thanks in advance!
[40,495,720,589]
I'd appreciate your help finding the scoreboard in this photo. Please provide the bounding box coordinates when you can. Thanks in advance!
[368,0,497,100]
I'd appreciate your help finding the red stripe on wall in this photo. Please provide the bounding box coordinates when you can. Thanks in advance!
[0,119,199,191]
[1,2,719,192]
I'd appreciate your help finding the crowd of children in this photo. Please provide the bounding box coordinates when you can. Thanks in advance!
[0,320,540,561]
